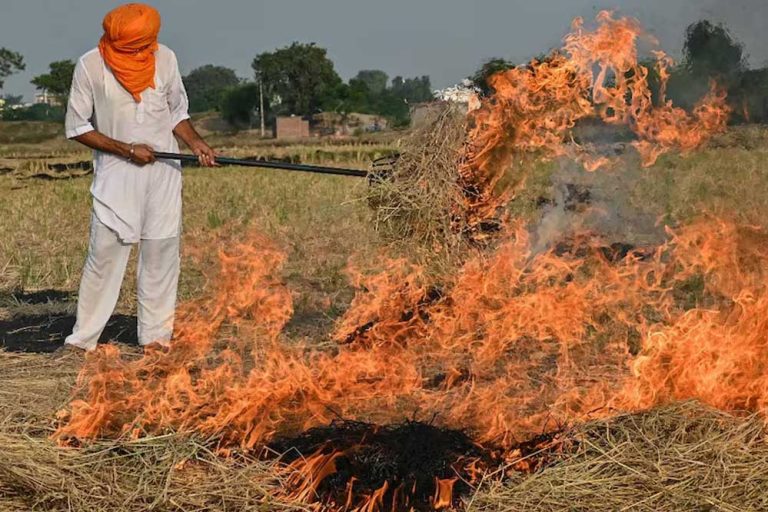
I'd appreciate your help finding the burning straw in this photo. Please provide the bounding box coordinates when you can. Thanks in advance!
[470,402,768,512]
[370,11,729,268]
[0,11,753,512]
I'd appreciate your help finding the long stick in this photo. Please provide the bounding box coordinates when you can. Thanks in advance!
[154,152,368,178]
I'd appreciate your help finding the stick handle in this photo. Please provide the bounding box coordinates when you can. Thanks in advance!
[154,152,368,178]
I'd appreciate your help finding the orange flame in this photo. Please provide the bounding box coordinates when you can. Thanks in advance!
[458,11,729,236]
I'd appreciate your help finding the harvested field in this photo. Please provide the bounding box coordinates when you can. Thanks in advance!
[4,12,768,511]
[1,352,766,511]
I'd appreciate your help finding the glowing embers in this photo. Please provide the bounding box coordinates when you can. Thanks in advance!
[271,421,496,511]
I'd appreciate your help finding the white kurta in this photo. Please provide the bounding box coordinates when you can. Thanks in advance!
[65,44,190,243]
[64,45,189,350]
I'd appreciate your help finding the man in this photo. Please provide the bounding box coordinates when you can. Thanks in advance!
[60,3,215,354]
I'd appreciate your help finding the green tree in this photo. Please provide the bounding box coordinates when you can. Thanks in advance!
[252,42,342,116]
[374,90,410,127]
[354,70,388,95]
[183,65,240,113]
[220,82,260,129]
[0,48,25,90]
[1,94,23,107]
[390,75,432,103]
[471,58,514,95]
[683,20,745,81]
[664,20,747,115]
[31,60,75,102]
[1,103,65,122]
[732,68,768,123]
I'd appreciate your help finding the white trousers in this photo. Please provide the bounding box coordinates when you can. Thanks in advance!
[65,215,180,351]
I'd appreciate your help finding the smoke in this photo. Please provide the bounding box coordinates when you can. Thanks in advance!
[531,123,667,254]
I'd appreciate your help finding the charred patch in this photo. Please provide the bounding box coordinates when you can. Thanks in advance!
[563,183,591,211]
[270,420,498,511]
[47,161,92,172]
[0,288,76,306]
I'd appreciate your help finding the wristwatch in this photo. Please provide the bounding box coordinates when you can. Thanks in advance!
[128,143,136,161]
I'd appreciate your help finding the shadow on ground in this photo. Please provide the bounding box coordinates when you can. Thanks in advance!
[0,288,138,353]
[1,313,138,353]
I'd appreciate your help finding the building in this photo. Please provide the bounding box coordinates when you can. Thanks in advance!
[275,116,310,139]
[34,91,62,107]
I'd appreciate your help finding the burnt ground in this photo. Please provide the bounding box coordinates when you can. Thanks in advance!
[270,420,499,511]
[0,288,137,353]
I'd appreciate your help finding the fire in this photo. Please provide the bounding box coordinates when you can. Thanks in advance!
[458,10,729,237]
[53,11,751,512]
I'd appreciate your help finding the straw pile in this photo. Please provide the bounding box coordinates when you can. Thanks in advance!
[367,103,472,270]
[0,351,285,512]
[2,350,766,511]
[469,402,768,512]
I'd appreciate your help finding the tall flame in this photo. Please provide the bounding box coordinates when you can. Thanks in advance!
[458,11,729,235]
[57,219,768,447]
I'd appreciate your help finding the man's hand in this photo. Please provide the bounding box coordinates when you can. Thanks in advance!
[190,140,218,167]
[129,143,156,166]
[72,131,159,166]
[173,119,218,167]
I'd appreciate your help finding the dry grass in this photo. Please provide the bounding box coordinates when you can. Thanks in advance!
[3,123,768,511]
[631,136,768,229]
[0,351,290,512]
[0,431,287,511]
[469,402,768,512]
[1,352,766,511]
[0,162,377,325]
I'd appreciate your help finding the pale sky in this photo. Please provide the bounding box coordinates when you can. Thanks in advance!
[0,0,765,101]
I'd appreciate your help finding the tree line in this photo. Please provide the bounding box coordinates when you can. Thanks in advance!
[1,19,767,126]
[0,42,433,128]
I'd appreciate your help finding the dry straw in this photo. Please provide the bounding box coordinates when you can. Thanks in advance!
[468,402,768,512]
[367,103,473,272]
[2,352,766,511]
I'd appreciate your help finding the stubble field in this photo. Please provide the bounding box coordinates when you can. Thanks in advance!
[2,120,768,511]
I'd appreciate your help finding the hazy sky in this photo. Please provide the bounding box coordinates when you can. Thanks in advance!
[1,0,765,101]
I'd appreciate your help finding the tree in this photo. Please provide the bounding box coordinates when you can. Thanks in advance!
[31,60,75,102]
[663,20,749,114]
[0,48,25,90]
[252,42,342,116]
[471,58,514,96]
[1,103,65,122]
[390,75,432,103]
[683,20,745,81]
[220,82,260,129]
[354,70,388,95]
[183,65,240,113]
[1,94,23,107]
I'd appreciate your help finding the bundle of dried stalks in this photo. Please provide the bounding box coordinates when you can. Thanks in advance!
[367,103,473,271]
[0,429,289,511]
[468,402,768,512]
[0,351,286,512]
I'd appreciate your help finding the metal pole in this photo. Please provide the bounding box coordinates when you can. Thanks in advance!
[259,79,266,138]
[154,152,369,178]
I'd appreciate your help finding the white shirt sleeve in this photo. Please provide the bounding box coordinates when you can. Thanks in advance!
[166,51,190,129]
[64,58,96,139]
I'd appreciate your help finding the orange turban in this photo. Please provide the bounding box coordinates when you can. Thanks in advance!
[98,3,161,102]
